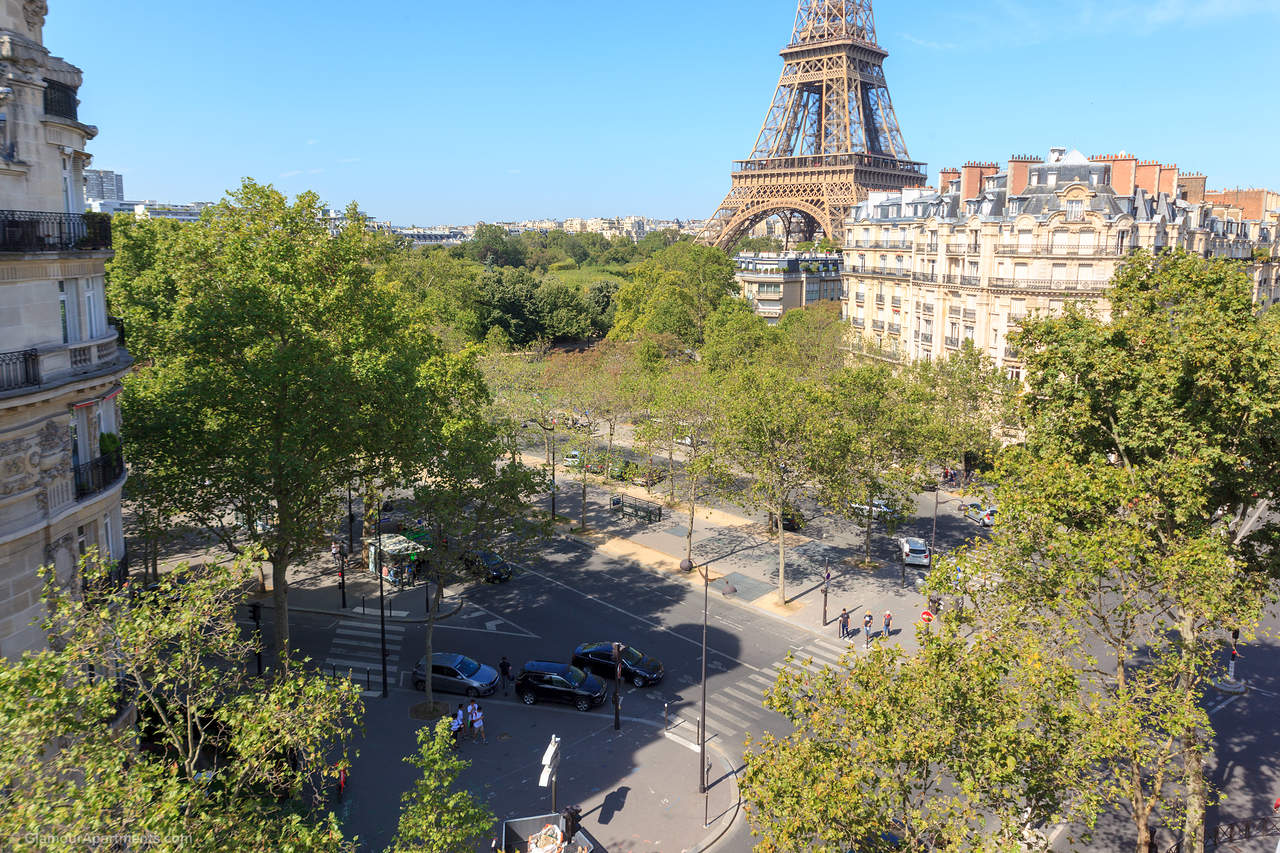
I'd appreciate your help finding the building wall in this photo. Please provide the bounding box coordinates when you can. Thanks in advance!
[735,252,843,324]
[842,149,1280,375]
[0,1,132,660]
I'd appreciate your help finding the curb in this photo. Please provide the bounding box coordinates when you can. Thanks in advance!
[1211,678,1248,695]
[688,746,743,853]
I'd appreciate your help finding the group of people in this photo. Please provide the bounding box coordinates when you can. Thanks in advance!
[449,699,487,746]
[838,608,894,648]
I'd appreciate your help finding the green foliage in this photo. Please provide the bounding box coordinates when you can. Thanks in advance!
[608,242,735,347]
[389,719,494,853]
[743,628,1101,852]
[104,213,190,362]
[464,223,526,267]
[729,234,784,254]
[700,298,772,374]
[0,554,360,851]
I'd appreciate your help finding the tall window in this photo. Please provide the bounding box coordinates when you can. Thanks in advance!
[1067,199,1084,221]
[59,281,69,343]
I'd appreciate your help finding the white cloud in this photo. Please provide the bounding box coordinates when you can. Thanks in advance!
[507,168,521,175]
[308,168,324,175]
[306,139,318,146]
[280,169,302,178]
[338,157,361,164]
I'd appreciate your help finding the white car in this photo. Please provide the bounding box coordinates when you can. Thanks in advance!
[899,536,931,568]
[562,451,583,468]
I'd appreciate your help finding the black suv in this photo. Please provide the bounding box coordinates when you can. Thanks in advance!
[514,661,607,711]
[461,549,513,583]
[571,642,664,687]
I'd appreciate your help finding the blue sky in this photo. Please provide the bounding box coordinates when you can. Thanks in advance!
[48,0,1279,225]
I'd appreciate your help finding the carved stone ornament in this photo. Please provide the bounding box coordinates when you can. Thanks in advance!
[22,1,48,32]
[45,532,72,561]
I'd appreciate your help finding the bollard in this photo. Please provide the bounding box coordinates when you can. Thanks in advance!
[663,702,669,730]
[366,668,371,691]
[362,595,366,615]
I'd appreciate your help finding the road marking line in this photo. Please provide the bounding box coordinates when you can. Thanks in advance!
[722,685,762,706]
[338,620,406,632]
[330,640,401,655]
[453,598,539,638]
[430,623,542,638]
[323,657,399,673]
[334,629,405,643]
[519,564,759,671]
[703,703,755,730]
[801,646,842,667]
[662,730,700,754]
[1208,694,1242,715]
[1250,685,1277,697]
[747,673,776,689]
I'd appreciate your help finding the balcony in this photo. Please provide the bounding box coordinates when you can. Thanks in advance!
[912,271,938,283]
[851,317,865,328]
[922,303,934,314]
[944,336,961,348]
[1009,313,1026,327]
[988,277,1107,293]
[914,243,940,253]
[43,80,78,122]
[1004,346,1022,359]
[871,320,886,331]
[854,292,865,304]
[74,448,125,501]
[945,243,982,254]
[942,274,982,287]
[887,323,902,335]
[875,294,885,305]
[890,296,902,308]
[0,210,111,253]
[0,348,40,391]
[995,242,1131,257]
[962,309,977,321]
[851,240,913,250]
[851,266,910,279]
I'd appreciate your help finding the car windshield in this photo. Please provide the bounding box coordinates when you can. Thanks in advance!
[566,665,587,686]
[908,545,927,554]
[481,552,502,567]
[455,657,481,678]
[621,646,643,665]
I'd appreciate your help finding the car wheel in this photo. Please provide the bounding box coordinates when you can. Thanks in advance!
[412,679,425,691]
[575,697,591,712]
[465,687,478,698]
[631,674,646,688]
[520,691,537,706]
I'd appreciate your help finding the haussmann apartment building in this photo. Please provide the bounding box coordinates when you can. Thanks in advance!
[0,0,130,658]
[842,147,1280,377]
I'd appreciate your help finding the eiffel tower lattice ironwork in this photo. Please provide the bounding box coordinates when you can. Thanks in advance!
[698,0,927,250]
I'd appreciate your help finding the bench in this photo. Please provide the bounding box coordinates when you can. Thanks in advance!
[610,494,663,524]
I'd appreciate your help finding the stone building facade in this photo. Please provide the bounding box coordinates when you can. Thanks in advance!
[735,251,843,324]
[841,147,1280,376]
[0,0,130,658]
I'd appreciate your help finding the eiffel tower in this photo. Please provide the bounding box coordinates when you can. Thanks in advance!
[699,0,926,250]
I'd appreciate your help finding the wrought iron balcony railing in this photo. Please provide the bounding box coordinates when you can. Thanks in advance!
[887,323,901,334]
[891,296,902,308]
[912,271,938,283]
[944,336,961,348]
[0,210,111,252]
[871,319,886,331]
[43,79,78,122]
[962,309,977,321]
[74,448,125,501]
[0,348,40,391]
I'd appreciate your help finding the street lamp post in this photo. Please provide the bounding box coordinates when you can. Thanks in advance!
[376,504,388,698]
[683,556,708,794]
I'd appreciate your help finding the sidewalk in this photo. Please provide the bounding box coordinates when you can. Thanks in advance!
[553,476,938,652]
[341,690,738,853]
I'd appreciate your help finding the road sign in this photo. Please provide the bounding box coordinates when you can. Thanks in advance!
[539,734,560,788]
[920,609,935,624]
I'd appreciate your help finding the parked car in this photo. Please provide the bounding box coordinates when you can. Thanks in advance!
[571,642,665,687]
[514,661,607,711]
[461,549,513,583]
[609,460,637,481]
[963,504,997,526]
[412,652,499,697]
[898,536,931,568]
[767,509,804,533]
[563,450,583,469]
[848,499,899,523]
[584,454,612,475]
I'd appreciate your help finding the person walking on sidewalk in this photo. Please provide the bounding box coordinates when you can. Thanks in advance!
[883,610,894,640]
[863,611,874,648]
[471,704,486,744]
[838,608,850,640]
[450,704,465,748]
[498,656,513,696]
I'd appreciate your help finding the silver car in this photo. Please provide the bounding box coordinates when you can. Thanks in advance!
[411,652,499,697]
[899,536,931,568]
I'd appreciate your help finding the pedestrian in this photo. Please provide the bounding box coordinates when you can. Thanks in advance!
[471,703,486,744]
[928,593,941,615]
[863,611,874,648]
[883,610,893,639]
[498,656,513,695]
[331,541,341,565]
[838,608,850,640]
[450,704,465,747]
[465,698,479,739]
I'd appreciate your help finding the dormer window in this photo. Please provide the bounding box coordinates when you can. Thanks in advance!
[1066,200,1084,221]
[966,201,977,215]
[1047,173,1058,187]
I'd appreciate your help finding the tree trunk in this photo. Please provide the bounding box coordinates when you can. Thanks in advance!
[271,557,290,677]
[607,423,615,468]
[864,487,874,563]
[686,474,698,565]
[1180,614,1207,853]
[580,475,587,531]
[667,447,675,503]
[777,503,787,605]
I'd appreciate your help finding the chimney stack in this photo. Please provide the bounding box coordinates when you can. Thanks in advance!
[1090,152,1138,196]
[939,167,960,192]
[960,161,999,203]
[1007,154,1044,196]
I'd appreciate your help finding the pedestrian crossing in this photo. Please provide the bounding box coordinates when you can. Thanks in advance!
[322,618,406,691]
[677,635,855,740]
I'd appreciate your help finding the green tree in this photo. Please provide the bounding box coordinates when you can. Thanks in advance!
[535,277,596,341]
[609,243,735,347]
[464,223,525,267]
[106,180,443,670]
[479,267,544,346]
[0,553,360,851]
[389,718,494,853]
[104,212,190,363]
[946,250,1280,852]
[720,362,819,604]
[377,248,486,347]
[742,625,1103,852]
[728,234,784,254]
[700,298,771,374]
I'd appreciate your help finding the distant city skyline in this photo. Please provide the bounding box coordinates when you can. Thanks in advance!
[48,0,1280,224]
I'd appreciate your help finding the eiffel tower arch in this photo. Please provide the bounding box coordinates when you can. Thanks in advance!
[699,0,927,250]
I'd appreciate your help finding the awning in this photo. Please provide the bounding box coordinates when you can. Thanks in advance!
[365,533,423,558]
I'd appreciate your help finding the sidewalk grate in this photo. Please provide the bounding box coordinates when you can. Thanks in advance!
[710,571,773,601]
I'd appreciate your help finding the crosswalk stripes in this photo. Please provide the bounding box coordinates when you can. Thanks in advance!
[323,618,406,689]
[678,634,861,741]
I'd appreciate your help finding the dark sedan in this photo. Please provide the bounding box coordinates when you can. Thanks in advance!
[571,642,664,687]
[461,549,513,583]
